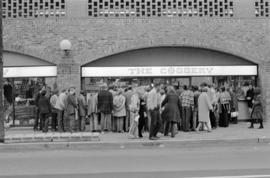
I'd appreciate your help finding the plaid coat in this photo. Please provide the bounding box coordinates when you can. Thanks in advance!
[98,90,113,114]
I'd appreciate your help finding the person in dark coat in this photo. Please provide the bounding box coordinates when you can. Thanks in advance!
[192,86,201,131]
[4,81,13,104]
[78,90,87,131]
[38,90,51,133]
[249,87,264,129]
[161,86,181,138]
[64,87,78,132]
[229,87,239,124]
[138,96,147,138]
[246,84,254,114]
[98,83,113,132]
[34,85,46,131]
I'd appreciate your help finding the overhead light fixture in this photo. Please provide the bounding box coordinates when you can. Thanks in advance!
[60,39,72,56]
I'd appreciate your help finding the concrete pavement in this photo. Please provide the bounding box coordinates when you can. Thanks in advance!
[0,143,269,177]
[1,122,269,150]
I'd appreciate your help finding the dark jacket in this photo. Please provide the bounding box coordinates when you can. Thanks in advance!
[139,98,147,119]
[161,93,181,123]
[38,96,51,114]
[246,88,254,108]
[65,94,77,115]
[230,91,239,111]
[35,91,42,107]
[98,90,113,114]
[78,94,87,117]
[251,94,263,120]
[4,84,13,103]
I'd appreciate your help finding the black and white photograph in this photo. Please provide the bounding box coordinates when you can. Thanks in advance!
[0,0,269,177]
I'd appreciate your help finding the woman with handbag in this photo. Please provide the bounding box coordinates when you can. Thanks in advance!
[249,87,264,129]
[195,87,213,133]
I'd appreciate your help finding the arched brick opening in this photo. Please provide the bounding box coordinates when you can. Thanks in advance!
[82,46,270,123]
[82,46,260,66]
[3,44,59,65]
[3,50,57,66]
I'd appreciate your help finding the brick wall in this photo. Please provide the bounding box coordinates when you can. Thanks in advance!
[3,18,270,64]
[3,18,270,123]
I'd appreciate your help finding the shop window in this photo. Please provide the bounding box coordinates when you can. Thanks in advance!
[3,78,60,127]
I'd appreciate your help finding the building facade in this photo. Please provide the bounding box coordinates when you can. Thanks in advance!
[2,0,270,124]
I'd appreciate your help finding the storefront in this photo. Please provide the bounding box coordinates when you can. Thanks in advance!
[3,51,57,127]
[81,47,258,120]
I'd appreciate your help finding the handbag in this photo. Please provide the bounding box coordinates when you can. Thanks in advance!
[75,108,79,120]
[231,111,238,118]
[134,115,140,122]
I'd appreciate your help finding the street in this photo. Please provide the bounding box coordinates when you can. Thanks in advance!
[0,142,269,178]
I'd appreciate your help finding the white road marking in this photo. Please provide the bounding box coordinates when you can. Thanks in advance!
[191,175,270,178]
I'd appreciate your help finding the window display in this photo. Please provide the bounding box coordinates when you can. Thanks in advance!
[3,77,52,127]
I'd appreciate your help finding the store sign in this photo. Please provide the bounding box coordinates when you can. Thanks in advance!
[3,66,57,78]
[82,66,258,77]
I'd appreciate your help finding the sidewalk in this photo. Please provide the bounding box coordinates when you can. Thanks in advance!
[1,122,270,149]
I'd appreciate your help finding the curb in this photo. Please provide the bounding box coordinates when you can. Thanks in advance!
[3,132,100,143]
[0,137,269,151]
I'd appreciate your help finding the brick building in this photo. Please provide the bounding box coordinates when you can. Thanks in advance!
[2,0,270,125]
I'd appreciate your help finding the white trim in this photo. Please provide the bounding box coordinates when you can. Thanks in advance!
[3,66,57,78]
[82,66,258,77]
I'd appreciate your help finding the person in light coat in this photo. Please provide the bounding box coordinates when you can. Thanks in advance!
[87,92,99,132]
[50,90,59,131]
[147,84,161,140]
[77,90,87,131]
[128,88,140,139]
[56,89,68,132]
[113,88,126,133]
[123,86,133,132]
[207,84,217,129]
[196,87,213,132]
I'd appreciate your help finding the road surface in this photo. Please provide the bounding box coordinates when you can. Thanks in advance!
[0,142,269,178]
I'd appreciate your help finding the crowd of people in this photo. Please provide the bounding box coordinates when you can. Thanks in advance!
[33,82,264,140]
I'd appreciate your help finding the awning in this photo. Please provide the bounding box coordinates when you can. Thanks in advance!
[82,47,258,77]
[3,51,57,78]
